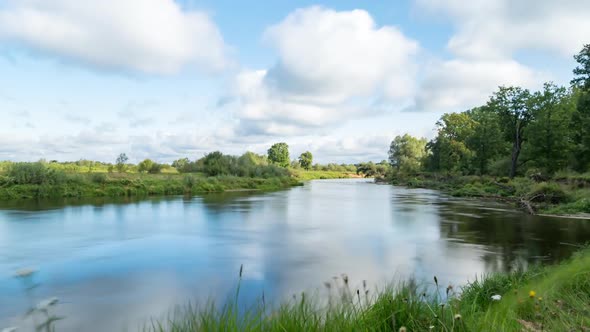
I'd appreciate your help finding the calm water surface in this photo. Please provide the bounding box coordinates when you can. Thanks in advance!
[1,179,589,331]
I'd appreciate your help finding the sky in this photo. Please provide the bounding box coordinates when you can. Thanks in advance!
[0,0,588,164]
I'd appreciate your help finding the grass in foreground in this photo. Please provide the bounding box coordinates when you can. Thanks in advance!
[145,248,590,332]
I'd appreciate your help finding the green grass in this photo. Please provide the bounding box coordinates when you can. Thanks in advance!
[0,173,300,200]
[144,248,590,331]
[289,169,359,181]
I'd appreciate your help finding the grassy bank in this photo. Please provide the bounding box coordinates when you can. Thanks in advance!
[289,169,360,181]
[0,172,300,200]
[0,161,362,201]
[146,248,590,331]
[385,172,590,216]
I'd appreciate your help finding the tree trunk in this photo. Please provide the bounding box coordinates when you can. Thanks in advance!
[510,125,522,178]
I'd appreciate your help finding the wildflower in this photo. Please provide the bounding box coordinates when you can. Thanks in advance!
[538,297,543,302]
[454,314,462,321]
[399,327,407,332]
[529,290,536,298]
[14,268,36,278]
[491,294,502,301]
[2,327,18,332]
[36,297,59,311]
[429,326,435,330]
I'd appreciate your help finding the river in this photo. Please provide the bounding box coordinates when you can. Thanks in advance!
[1,179,589,331]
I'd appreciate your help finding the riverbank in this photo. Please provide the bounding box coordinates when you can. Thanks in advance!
[384,173,590,217]
[0,173,301,200]
[146,247,590,331]
[0,169,359,200]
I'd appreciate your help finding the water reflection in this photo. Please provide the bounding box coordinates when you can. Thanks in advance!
[0,179,589,331]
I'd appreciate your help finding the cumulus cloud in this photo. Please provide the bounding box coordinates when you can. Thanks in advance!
[414,0,590,59]
[225,7,419,136]
[0,0,229,74]
[264,6,419,102]
[408,0,589,112]
[412,58,544,112]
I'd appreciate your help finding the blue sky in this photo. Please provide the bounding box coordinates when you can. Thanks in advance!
[0,0,587,163]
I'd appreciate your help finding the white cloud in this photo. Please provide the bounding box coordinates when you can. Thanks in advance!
[226,7,419,136]
[264,6,419,102]
[413,58,543,112]
[408,0,589,112]
[414,0,590,59]
[0,0,229,74]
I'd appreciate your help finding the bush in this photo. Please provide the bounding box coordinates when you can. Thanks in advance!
[528,182,570,204]
[91,173,107,184]
[183,175,196,189]
[8,162,66,185]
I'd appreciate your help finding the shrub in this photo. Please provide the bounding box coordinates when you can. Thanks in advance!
[91,173,107,184]
[8,162,66,185]
[528,182,570,204]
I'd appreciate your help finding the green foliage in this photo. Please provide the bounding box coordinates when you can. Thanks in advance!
[572,44,590,90]
[527,182,570,204]
[298,151,313,170]
[138,159,155,173]
[356,161,389,178]
[7,162,67,185]
[388,134,427,173]
[524,83,575,174]
[90,173,107,184]
[267,142,290,167]
[116,153,129,173]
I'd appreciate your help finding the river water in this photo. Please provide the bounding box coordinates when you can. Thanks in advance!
[1,179,589,331]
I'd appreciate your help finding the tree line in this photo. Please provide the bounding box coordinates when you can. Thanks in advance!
[388,44,590,179]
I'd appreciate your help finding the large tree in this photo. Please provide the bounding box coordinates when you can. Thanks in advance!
[466,106,506,175]
[524,83,575,174]
[571,44,590,171]
[572,44,590,90]
[431,113,477,173]
[488,86,533,178]
[388,134,427,173]
[267,143,290,167]
[298,151,313,170]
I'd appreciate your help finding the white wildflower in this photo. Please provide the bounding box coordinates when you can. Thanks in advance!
[491,294,502,301]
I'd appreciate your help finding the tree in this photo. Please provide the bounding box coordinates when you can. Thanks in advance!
[429,113,477,173]
[466,106,506,175]
[388,134,427,173]
[298,151,313,170]
[572,44,590,90]
[267,143,290,167]
[137,159,154,173]
[488,86,533,178]
[201,151,236,176]
[571,45,590,171]
[115,153,128,173]
[172,158,190,172]
[524,83,575,174]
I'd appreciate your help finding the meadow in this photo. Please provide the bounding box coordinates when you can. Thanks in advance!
[0,160,356,200]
